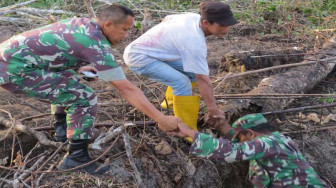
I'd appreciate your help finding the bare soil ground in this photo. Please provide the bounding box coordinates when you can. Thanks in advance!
[0,20,335,187]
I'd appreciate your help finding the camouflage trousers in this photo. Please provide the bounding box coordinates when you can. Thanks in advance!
[1,66,97,140]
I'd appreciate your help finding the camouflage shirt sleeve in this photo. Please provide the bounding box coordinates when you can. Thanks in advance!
[190,133,280,163]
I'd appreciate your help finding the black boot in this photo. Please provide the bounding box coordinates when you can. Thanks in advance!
[58,139,110,175]
[53,114,67,142]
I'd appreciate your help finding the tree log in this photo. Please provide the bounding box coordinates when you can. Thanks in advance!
[221,39,336,115]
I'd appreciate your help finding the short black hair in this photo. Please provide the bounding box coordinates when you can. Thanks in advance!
[239,123,278,135]
[98,4,134,24]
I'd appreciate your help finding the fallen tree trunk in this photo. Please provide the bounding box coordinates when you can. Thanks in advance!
[221,39,336,115]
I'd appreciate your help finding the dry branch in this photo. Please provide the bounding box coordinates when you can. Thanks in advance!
[215,93,336,98]
[19,155,47,182]
[0,17,34,24]
[35,162,58,187]
[262,102,336,115]
[34,141,67,173]
[91,124,126,150]
[84,0,96,18]
[0,115,62,148]
[16,7,73,15]
[15,143,41,181]
[123,132,145,188]
[283,125,336,134]
[0,178,14,188]
[0,7,74,16]
[96,0,121,4]
[0,135,119,182]
[19,113,51,122]
[33,121,155,131]
[11,97,45,113]
[134,8,197,14]
[214,93,336,99]
[24,142,67,183]
[0,10,17,15]
[16,11,45,21]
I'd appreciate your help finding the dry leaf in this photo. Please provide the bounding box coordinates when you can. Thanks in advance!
[322,114,336,124]
[275,118,283,124]
[186,159,196,177]
[13,152,23,167]
[288,120,307,129]
[306,113,320,123]
[141,156,154,171]
[155,140,172,155]
[293,113,336,125]
[0,157,8,165]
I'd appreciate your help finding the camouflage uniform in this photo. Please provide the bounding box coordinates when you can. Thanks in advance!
[0,18,126,140]
[190,114,328,187]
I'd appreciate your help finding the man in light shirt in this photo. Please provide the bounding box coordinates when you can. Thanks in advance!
[124,1,238,141]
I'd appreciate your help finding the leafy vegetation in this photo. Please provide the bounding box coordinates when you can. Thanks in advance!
[1,0,63,8]
[226,0,336,43]
[318,89,336,103]
[1,0,335,42]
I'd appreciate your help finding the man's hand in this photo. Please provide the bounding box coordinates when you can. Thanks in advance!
[78,65,99,81]
[205,113,232,135]
[195,74,225,126]
[168,120,197,138]
[206,107,225,124]
[157,116,179,132]
[205,114,226,128]
[111,79,181,133]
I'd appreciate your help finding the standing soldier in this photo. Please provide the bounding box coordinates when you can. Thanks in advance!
[0,4,179,175]
[171,114,329,187]
[123,1,238,141]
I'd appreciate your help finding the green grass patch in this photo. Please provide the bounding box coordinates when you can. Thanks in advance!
[0,0,64,9]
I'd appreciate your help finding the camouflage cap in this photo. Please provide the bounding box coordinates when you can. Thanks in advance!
[231,113,267,139]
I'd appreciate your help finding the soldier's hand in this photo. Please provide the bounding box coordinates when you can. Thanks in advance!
[157,116,179,132]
